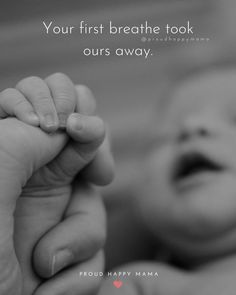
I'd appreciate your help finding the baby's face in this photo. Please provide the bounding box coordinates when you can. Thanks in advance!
[139,70,236,264]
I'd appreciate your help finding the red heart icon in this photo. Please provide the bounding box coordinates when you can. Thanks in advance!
[113,280,123,289]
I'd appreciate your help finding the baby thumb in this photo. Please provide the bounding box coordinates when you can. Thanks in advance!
[45,113,105,182]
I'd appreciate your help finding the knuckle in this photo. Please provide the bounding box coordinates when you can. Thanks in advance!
[16,76,42,89]
[76,150,93,166]
[47,73,76,113]
[1,87,16,96]
[0,88,18,102]
[50,72,70,81]
[13,99,29,110]
[47,73,73,90]
[34,90,50,102]
[55,94,75,113]
[33,94,53,112]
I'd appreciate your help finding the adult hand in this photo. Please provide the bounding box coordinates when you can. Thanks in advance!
[0,77,114,294]
[0,117,67,295]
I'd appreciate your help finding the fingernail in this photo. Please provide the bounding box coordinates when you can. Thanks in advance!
[58,113,68,128]
[51,250,73,276]
[70,114,83,131]
[44,114,57,128]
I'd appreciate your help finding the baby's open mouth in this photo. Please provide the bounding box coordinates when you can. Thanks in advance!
[172,151,224,189]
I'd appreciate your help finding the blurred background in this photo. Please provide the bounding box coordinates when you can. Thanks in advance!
[1,0,236,269]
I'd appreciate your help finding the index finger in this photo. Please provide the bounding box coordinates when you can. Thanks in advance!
[75,85,96,116]
[45,73,77,128]
[74,85,115,185]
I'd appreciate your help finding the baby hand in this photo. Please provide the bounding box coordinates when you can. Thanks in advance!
[0,73,112,189]
[0,73,114,295]
[0,73,76,131]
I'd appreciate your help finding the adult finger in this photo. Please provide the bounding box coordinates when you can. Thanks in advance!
[16,76,59,132]
[82,133,115,186]
[45,73,77,128]
[75,85,114,185]
[33,182,106,278]
[75,84,96,115]
[45,113,105,181]
[34,251,104,295]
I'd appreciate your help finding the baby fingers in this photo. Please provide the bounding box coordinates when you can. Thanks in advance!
[0,88,39,125]
[16,76,59,132]
[45,73,77,128]
[43,113,105,183]
[67,113,105,146]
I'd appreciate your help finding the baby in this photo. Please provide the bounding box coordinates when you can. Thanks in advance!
[0,73,114,294]
[140,67,236,267]
[99,68,236,294]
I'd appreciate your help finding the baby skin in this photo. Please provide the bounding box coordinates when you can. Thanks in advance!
[99,68,236,295]
[0,73,114,295]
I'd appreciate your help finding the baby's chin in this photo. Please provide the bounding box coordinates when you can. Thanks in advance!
[139,174,236,265]
[169,172,236,237]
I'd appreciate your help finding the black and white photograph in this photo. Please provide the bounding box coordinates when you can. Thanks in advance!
[1,1,236,294]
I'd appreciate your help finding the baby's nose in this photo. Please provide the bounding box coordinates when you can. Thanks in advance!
[178,113,217,142]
